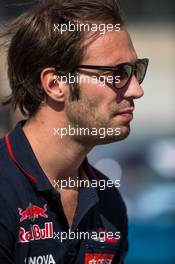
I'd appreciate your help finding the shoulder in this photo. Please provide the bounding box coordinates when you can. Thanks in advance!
[0,136,28,211]
[0,136,19,186]
[89,164,128,232]
[90,164,124,203]
[0,138,18,236]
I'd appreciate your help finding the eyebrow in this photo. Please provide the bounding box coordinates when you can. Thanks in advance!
[111,57,138,66]
[88,57,138,68]
[77,59,138,70]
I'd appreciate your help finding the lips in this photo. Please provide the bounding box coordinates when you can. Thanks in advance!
[119,112,133,121]
[117,108,134,121]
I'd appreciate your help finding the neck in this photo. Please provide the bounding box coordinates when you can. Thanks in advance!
[23,113,92,186]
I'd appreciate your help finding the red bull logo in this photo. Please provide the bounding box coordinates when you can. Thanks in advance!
[18,203,48,222]
[19,222,53,243]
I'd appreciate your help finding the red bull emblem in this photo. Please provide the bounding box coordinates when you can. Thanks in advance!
[19,222,53,243]
[18,203,48,222]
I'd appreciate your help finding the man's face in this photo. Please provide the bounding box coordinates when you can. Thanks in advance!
[65,29,144,145]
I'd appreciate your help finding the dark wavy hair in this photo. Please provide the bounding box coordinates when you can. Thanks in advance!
[1,0,124,117]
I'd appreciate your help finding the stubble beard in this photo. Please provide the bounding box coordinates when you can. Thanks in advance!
[64,90,130,145]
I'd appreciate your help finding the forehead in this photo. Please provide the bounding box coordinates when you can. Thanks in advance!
[82,29,137,65]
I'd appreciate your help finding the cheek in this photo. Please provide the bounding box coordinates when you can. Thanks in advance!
[82,82,116,109]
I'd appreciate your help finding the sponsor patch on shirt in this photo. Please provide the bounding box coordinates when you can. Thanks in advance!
[24,254,56,264]
[18,203,48,222]
[19,222,54,243]
[85,253,115,264]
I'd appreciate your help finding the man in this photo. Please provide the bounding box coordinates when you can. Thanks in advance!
[0,0,149,263]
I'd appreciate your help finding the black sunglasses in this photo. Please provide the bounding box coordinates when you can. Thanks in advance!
[76,58,149,89]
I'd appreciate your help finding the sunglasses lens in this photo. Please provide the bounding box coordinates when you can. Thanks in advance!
[135,60,148,84]
[114,64,133,88]
[114,59,148,89]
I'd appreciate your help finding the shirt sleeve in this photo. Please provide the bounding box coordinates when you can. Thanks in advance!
[0,185,16,263]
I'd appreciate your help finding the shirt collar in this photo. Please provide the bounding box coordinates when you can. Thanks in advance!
[7,121,100,195]
[8,120,53,191]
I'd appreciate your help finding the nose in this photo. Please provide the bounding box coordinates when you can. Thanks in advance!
[123,75,144,99]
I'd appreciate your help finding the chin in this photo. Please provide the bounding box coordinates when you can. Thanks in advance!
[95,125,131,145]
[118,125,130,140]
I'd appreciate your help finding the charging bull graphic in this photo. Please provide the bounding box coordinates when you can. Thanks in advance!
[18,203,48,222]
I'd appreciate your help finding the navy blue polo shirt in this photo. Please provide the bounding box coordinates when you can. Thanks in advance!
[0,121,128,264]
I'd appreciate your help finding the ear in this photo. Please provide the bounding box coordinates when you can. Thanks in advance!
[40,68,65,102]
